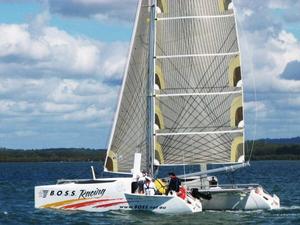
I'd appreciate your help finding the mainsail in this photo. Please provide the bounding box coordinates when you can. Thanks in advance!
[105,0,244,173]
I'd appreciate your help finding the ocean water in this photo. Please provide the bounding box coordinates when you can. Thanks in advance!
[0,161,299,225]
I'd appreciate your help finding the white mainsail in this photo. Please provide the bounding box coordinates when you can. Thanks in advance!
[105,0,244,173]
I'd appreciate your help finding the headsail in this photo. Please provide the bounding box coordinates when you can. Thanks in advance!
[105,0,244,173]
[104,0,150,173]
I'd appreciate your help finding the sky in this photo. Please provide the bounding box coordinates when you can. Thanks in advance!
[0,0,299,149]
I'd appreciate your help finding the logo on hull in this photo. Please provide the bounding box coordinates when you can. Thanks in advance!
[40,188,106,199]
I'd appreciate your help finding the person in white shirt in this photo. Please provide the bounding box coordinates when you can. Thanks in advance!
[137,170,147,194]
[143,176,156,196]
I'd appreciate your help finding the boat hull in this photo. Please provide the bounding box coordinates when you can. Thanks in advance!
[34,178,202,214]
[199,187,280,210]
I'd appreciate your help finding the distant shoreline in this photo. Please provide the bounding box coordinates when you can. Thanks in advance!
[0,148,106,163]
[1,141,300,162]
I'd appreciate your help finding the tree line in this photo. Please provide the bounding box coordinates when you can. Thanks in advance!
[0,148,106,162]
[245,141,300,160]
[0,142,299,162]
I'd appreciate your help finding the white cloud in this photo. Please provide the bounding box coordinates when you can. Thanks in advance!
[240,29,300,93]
[62,105,113,122]
[0,11,127,148]
[235,1,300,139]
[0,22,128,79]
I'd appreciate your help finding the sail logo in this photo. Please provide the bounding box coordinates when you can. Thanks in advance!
[78,188,106,199]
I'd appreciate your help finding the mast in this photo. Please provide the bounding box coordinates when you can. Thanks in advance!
[146,0,157,175]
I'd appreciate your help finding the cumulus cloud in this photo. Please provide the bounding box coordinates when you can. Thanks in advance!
[0,22,128,79]
[234,0,300,139]
[0,10,129,148]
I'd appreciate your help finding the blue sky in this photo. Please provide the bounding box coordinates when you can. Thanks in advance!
[0,0,299,149]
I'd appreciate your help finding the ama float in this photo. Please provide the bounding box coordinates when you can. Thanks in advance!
[35,0,280,213]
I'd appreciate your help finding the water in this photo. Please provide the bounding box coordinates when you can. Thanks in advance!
[0,161,299,225]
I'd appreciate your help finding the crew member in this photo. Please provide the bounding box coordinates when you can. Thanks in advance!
[166,172,181,195]
[144,176,156,196]
[209,176,218,187]
[137,170,147,194]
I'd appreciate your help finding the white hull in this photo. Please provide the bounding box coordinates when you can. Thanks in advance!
[198,187,280,210]
[35,177,202,214]
[183,178,280,210]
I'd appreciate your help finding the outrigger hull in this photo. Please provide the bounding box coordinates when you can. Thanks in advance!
[199,187,280,210]
[35,177,202,214]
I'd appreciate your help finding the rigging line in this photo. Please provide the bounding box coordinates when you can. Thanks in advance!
[157,29,217,148]
[161,73,233,151]
[160,134,233,161]
[114,57,145,130]
[192,24,237,89]
[156,101,236,159]
[113,90,146,148]
[155,96,218,138]
[162,136,235,161]
[114,10,152,149]
[113,47,149,145]
[156,14,235,21]
[248,51,258,163]
[156,44,192,89]
[157,16,239,150]
[157,114,233,158]
[162,96,237,151]
[157,93,234,151]
[179,40,239,144]
[160,138,230,163]
[161,25,238,148]
[161,142,232,164]
[168,58,234,144]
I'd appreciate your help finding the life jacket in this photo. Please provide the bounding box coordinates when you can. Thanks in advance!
[179,186,187,200]
[154,179,167,194]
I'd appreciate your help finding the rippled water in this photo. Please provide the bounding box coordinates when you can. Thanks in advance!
[0,161,299,225]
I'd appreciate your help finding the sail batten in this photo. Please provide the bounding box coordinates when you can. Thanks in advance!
[157,14,235,21]
[156,52,240,59]
[156,129,243,136]
[156,90,242,97]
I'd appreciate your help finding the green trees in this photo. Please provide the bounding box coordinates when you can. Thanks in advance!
[0,148,106,162]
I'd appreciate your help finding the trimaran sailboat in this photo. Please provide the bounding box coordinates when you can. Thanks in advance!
[35,0,280,213]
